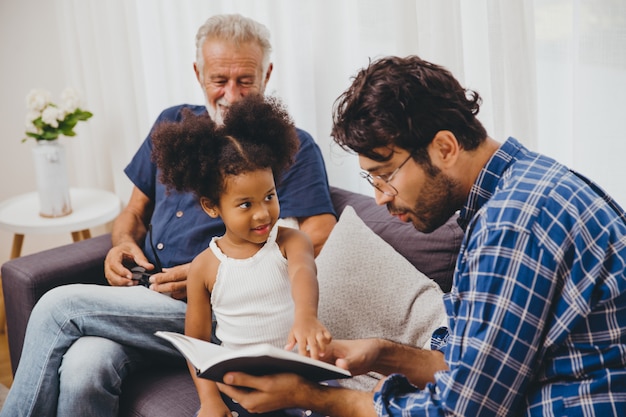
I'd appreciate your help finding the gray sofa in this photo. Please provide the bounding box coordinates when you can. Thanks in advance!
[1,186,463,416]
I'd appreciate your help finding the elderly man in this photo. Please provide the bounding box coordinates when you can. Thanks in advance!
[1,14,336,417]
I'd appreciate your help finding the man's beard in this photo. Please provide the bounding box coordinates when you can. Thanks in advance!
[390,167,463,234]
[205,96,229,126]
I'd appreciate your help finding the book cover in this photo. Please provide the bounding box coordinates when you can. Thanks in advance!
[155,331,351,382]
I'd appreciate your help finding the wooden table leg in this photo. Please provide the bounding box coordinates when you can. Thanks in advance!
[10,234,24,259]
[2,233,22,334]
[71,230,91,242]
[0,275,5,334]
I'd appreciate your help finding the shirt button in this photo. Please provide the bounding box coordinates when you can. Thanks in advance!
[156,243,164,250]
[176,210,183,218]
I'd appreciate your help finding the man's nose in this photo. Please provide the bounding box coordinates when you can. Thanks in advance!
[374,189,394,206]
[224,82,243,102]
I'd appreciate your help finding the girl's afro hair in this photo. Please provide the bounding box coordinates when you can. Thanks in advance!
[151,94,299,206]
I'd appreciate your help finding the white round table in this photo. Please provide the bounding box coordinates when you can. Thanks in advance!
[0,188,121,259]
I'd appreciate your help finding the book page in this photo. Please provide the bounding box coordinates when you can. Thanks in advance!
[155,331,351,382]
[155,331,226,370]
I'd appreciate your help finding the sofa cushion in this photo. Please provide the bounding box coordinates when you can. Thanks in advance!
[329,186,462,293]
[120,366,198,417]
[316,206,447,390]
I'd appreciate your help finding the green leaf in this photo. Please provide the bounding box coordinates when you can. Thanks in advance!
[74,110,93,121]
[33,118,45,129]
[22,99,93,143]
[25,132,43,141]
[41,131,59,140]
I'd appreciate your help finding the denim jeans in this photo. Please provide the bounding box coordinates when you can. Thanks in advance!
[0,284,187,417]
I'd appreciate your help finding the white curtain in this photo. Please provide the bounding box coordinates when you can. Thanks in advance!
[534,0,626,205]
[54,0,626,205]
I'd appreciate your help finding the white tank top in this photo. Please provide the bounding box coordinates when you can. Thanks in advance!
[210,225,294,350]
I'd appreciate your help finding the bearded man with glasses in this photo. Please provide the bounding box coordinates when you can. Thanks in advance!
[219,55,626,417]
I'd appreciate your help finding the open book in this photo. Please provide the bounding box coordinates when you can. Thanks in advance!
[155,331,351,382]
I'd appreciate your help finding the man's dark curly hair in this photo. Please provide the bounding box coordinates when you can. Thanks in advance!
[331,55,487,163]
[151,94,299,206]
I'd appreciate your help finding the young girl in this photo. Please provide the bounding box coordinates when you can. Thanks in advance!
[152,94,332,417]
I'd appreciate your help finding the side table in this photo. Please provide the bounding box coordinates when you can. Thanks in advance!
[0,188,121,259]
[0,188,120,333]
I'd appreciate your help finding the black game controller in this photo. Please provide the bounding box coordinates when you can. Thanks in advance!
[129,224,162,288]
[130,266,154,288]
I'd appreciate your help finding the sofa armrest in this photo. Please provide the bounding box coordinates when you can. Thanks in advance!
[1,233,112,374]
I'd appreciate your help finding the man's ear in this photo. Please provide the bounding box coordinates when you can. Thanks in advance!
[200,197,219,218]
[193,61,202,85]
[264,62,273,86]
[429,130,460,168]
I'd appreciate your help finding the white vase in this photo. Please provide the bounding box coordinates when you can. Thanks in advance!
[31,139,72,217]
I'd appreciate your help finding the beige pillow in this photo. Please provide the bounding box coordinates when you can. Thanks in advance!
[316,206,447,390]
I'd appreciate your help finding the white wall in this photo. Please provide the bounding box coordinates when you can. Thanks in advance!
[1,1,624,268]
[0,0,110,265]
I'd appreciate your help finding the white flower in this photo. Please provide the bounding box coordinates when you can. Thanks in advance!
[41,105,63,128]
[22,86,92,142]
[60,87,81,114]
[24,113,40,134]
[25,89,52,112]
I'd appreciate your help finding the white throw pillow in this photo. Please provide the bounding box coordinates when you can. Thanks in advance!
[316,206,447,390]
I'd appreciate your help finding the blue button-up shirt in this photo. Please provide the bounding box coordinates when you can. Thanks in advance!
[374,137,626,416]
[125,104,335,268]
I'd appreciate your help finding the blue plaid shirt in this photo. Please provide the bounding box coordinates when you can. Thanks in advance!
[374,138,626,416]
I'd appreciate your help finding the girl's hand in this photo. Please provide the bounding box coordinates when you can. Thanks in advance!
[285,316,332,360]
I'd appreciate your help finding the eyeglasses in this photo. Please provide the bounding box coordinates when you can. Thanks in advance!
[359,154,412,196]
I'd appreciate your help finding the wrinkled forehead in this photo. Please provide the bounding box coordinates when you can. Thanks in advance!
[201,38,268,74]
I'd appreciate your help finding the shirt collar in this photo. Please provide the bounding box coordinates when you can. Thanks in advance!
[457,137,525,230]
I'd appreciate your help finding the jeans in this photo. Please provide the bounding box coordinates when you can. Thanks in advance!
[0,284,187,417]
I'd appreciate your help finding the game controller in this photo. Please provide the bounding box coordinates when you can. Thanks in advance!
[130,266,154,288]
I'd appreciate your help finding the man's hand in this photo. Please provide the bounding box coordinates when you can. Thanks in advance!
[322,339,382,376]
[106,186,155,287]
[104,241,190,300]
[218,373,316,414]
[147,263,190,299]
[326,338,447,389]
[218,372,377,417]
[104,242,153,286]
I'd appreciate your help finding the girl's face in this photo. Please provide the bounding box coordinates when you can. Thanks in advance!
[203,168,280,250]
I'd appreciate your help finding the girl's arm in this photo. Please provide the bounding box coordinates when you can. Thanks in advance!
[279,227,332,359]
[184,250,231,417]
